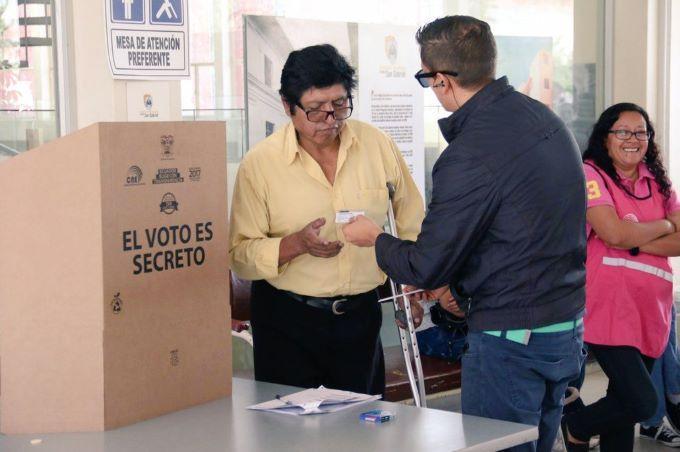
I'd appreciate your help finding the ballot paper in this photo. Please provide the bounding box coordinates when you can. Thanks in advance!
[247,386,381,416]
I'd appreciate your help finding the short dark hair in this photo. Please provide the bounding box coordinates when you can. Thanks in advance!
[279,44,357,114]
[583,102,671,200]
[416,15,496,88]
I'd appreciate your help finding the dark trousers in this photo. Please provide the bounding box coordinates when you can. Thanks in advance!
[250,280,385,395]
[565,343,657,452]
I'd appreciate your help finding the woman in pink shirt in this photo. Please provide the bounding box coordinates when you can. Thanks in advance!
[562,103,680,452]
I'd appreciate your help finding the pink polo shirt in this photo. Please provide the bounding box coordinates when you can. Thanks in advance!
[584,161,680,357]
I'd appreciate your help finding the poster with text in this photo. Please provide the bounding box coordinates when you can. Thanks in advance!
[105,0,190,79]
[357,24,425,201]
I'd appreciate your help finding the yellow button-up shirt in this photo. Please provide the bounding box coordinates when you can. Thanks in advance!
[229,119,424,297]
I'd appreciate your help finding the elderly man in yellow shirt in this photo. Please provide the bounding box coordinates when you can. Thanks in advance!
[229,44,424,395]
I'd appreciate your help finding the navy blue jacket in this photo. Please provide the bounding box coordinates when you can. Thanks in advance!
[376,77,586,331]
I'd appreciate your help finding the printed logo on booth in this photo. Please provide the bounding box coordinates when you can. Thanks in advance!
[125,165,144,186]
[160,134,175,160]
[170,349,180,367]
[153,168,184,184]
[160,192,179,214]
[111,292,123,314]
[188,167,201,182]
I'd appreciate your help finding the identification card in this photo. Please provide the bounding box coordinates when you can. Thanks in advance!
[335,210,365,224]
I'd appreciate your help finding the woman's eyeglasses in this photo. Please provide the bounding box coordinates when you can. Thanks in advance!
[608,129,652,141]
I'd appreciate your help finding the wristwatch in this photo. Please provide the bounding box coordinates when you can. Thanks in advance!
[629,247,640,256]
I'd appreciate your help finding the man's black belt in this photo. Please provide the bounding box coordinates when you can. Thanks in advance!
[283,290,371,315]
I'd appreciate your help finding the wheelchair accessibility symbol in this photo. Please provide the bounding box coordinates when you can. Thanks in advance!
[150,0,183,25]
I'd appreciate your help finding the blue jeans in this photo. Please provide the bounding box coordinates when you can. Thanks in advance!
[462,324,585,452]
[643,306,680,427]
[416,326,467,361]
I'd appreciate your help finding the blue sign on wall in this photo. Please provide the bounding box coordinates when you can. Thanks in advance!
[150,0,183,25]
[111,0,144,24]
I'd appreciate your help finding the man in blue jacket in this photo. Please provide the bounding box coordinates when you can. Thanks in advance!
[344,15,586,452]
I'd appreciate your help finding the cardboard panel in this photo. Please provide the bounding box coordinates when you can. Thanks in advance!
[0,122,231,434]
[98,122,231,428]
[0,125,105,433]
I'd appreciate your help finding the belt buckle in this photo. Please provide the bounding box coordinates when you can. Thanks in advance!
[331,298,347,315]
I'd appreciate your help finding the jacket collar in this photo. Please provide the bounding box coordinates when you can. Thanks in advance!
[438,76,513,144]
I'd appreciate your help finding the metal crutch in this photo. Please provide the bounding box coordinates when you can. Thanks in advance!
[382,182,428,407]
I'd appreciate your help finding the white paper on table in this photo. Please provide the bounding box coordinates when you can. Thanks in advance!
[247,386,381,416]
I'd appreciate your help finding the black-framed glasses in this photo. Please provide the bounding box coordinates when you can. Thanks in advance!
[608,129,652,141]
[414,69,459,88]
[297,96,353,123]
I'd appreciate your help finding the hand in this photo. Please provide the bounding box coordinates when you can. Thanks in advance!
[428,286,465,318]
[403,284,425,303]
[395,295,424,329]
[439,289,466,318]
[342,215,383,247]
[296,217,343,258]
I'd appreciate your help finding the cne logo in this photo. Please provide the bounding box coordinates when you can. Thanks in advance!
[111,292,123,314]
[160,192,179,214]
[160,134,175,160]
[144,94,153,110]
[125,165,144,186]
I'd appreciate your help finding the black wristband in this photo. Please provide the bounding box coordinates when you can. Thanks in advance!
[629,247,640,256]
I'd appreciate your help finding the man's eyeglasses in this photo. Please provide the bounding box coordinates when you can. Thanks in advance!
[608,129,652,141]
[414,69,459,88]
[297,97,353,123]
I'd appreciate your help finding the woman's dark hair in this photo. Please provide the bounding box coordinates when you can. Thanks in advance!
[583,102,671,200]
[279,44,356,113]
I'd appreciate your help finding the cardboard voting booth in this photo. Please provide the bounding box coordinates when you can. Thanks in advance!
[0,122,232,434]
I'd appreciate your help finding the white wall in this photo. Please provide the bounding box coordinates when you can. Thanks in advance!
[669,1,680,178]
[610,0,650,108]
[608,0,668,145]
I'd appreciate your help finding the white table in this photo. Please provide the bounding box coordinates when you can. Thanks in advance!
[0,378,538,451]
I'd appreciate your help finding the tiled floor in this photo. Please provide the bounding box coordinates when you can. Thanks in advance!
[426,363,676,451]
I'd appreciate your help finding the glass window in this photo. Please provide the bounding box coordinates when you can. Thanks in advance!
[0,0,59,162]
[183,0,604,200]
[422,0,604,202]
